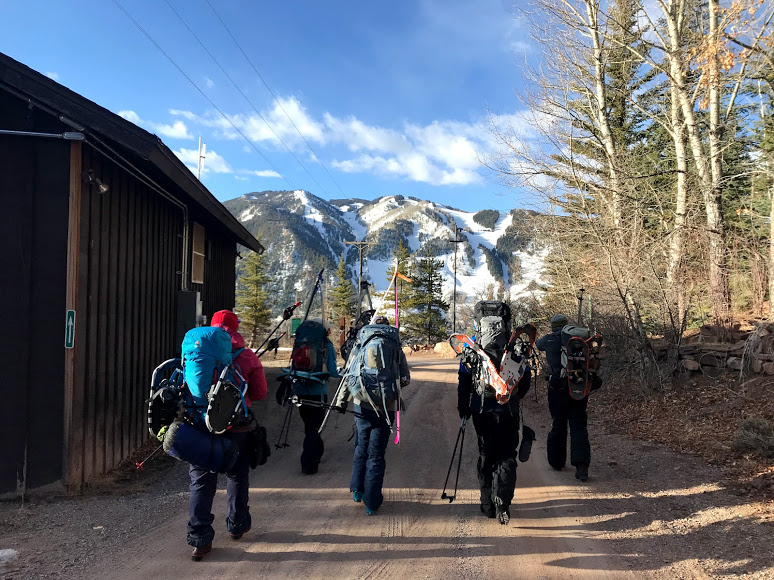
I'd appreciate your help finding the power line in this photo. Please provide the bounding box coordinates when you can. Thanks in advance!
[110,0,289,188]
[204,0,349,199]
[162,0,332,199]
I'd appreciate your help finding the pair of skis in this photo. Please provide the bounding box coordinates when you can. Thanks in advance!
[449,323,537,404]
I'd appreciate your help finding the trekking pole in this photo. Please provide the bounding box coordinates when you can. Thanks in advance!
[258,331,286,358]
[318,377,347,434]
[441,417,467,503]
[256,302,301,354]
[290,396,366,419]
[135,444,163,470]
[303,269,325,321]
[576,288,585,326]
[275,403,293,449]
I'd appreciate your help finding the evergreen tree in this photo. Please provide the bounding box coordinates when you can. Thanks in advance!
[330,253,356,324]
[403,247,449,344]
[236,247,272,348]
[385,239,412,326]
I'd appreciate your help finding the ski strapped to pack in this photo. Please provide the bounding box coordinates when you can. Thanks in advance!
[449,323,537,405]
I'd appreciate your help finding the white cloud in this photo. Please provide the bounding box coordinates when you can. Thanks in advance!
[242,169,282,178]
[119,110,194,140]
[204,76,215,88]
[45,72,59,81]
[234,175,248,181]
[169,99,538,187]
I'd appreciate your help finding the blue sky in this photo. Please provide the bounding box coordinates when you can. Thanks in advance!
[1,0,538,212]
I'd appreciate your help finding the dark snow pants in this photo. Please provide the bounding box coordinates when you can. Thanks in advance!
[298,395,326,474]
[187,431,251,547]
[471,408,520,513]
[546,383,590,469]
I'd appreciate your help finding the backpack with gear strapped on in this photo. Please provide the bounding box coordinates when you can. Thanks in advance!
[290,320,328,374]
[180,326,249,434]
[472,300,512,399]
[344,323,402,425]
[560,325,602,400]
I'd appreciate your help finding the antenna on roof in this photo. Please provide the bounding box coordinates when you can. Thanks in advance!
[197,136,206,180]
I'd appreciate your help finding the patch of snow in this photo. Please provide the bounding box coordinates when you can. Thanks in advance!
[0,549,18,565]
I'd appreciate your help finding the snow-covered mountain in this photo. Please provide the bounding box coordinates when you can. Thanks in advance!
[224,190,548,315]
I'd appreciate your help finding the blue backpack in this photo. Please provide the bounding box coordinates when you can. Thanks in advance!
[181,326,247,433]
[345,324,402,412]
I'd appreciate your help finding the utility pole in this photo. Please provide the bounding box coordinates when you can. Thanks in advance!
[344,240,377,319]
[448,226,466,334]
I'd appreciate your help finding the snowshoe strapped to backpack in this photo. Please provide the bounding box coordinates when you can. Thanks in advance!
[560,325,603,400]
[291,320,328,374]
[147,358,185,440]
[473,301,512,399]
[180,326,248,433]
[345,323,402,419]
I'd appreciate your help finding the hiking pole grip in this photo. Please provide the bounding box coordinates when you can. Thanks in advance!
[256,302,301,353]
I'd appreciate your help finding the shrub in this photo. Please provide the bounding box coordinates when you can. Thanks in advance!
[732,417,774,459]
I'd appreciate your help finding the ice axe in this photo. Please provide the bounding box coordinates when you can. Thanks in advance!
[441,417,467,503]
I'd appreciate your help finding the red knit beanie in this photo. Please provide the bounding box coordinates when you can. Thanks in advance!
[211,310,239,331]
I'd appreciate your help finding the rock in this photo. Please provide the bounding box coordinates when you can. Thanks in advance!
[433,341,457,358]
[763,362,774,375]
[753,359,764,373]
[726,357,743,371]
[681,359,700,371]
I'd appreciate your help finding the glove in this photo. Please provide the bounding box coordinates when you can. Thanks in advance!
[590,374,603,392]
[337,400,348,415]
[400,376,410,387]
[458,407,471,420]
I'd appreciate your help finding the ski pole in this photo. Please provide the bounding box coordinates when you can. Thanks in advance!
[135,444,163,470]
[441,417,467,503]
[256,302,301,353]
[258,331,286,358]
[290,395,365,419]
[275,403,293,449]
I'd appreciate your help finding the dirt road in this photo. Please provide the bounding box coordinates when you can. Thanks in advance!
[3,356,773,579]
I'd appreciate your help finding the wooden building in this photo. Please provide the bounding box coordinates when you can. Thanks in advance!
[0,52,263,495]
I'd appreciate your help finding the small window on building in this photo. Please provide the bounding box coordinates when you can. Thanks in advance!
[192,222,205,284]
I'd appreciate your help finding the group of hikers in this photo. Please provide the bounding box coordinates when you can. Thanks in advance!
[155,298,602,562]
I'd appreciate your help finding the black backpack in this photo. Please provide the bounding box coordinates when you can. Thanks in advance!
[473,300,511,398]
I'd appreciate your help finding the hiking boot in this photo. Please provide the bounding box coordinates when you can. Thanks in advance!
[575,464,589,482]
[230,525,250,540]
[191,543,212,561]
[302,465,318,475]
[353,491,363,503]
[480,504,496,519]
[365,506,378,516]
[496,506,510,526]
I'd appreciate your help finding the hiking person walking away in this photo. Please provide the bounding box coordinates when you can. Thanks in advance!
[279,318,340,474]
[334,316,410,515]
[188,310,267,561]
[535,314,597,482]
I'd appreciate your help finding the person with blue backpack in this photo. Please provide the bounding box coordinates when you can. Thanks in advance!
[185,310,267,561]
[278,318,340,475]
[334,316,410,516]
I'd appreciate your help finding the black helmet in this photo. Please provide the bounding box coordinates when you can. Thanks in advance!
[374,315,389,325]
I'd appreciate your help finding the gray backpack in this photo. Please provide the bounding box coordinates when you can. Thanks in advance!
[473,301,512,398]
[345,324,402,413]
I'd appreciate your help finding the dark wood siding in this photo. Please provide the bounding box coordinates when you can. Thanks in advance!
[66,146,183,489]
[0,133,69,494]
[193,226,237,323]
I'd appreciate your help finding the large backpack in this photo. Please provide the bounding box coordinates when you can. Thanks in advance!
[473,300,511,398]
[181,326,247,433]
[560,325,602,400]
[345,324,402,416]
[291,320,328,373]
